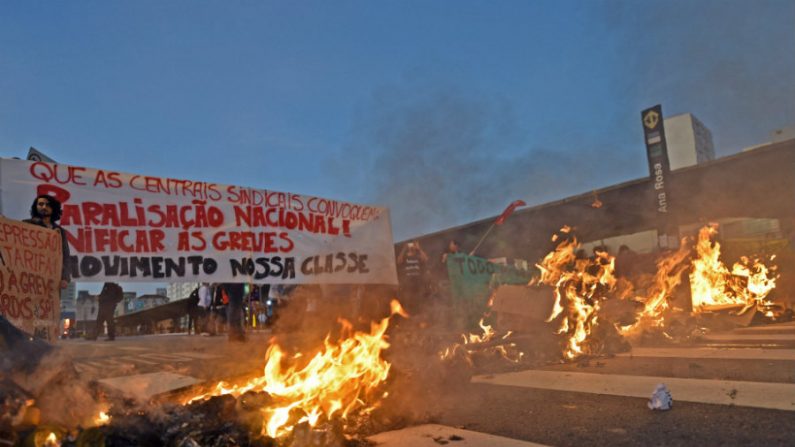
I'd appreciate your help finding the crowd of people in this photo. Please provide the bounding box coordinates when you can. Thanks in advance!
[186,283,290,342]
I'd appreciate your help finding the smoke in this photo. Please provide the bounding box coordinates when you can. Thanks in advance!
[7,349,106,428]
[340,83,639,241]
[595,0,795,155]
[334,1,794,241]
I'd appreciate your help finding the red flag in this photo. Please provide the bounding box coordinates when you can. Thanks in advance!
[494,200,526,225]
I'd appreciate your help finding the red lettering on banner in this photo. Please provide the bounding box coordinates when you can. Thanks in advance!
[65,201,225,229]
[211,231,293,253]
[29,162,87,186]
[65,228,166,253]
[0,294,33,319]
[0,246,58,276]
[231,206,353,237]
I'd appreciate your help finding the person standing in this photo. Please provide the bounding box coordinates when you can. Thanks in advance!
[91,282,123,341]
[440,239,461,265]
[197,282,213,335]
[211,283,228,334]
[396,240,429,316]
[438,239,462,328]
[23,194,71,289]
[223,283,246,342]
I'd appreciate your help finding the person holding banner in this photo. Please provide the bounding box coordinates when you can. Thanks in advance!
[23,194,71,289]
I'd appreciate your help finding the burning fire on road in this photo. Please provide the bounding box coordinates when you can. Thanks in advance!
[182,300,408,440]
[533,224,780,360]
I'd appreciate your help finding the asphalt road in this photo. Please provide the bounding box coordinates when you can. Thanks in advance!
[53,322,795,446]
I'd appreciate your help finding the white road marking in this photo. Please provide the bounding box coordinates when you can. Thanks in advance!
[138,353,198,362]
[117,355,160,365]
[473,370,795,411]
[368,424,550,447]
[618,347,795,361]
[701,334,795,342]
[172,351,222,359]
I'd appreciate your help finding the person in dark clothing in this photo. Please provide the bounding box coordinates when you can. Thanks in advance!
[397,240,429,315]
[23,194,71,289]
[91,282,123,341]
[211,283,228,333]
[223,283,246,342]
[440,239,461,266]
[615,244,639,279]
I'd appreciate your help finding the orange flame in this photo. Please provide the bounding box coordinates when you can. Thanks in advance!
[44,432,59,447]
[690,224,777,314]
[620,239,691,334]
[94,410,111,426]
[440,289,523,363]
[183,299,404,439]
[439,318,523,364]
[536,230,616,359]
[536,224,780,357]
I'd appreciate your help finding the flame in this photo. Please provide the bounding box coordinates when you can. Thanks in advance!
[440,289,523,364]
[183,300,403,439]
[534,224,780,358]
[44,432,59,447]
[465,319,496,344]
[690,224,777,314]
[536,230,616,359]
[439,318,523,364]
[94,410,111,426]
[620,240,692,334]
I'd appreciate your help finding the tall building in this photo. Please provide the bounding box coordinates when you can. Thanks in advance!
[60,282,76,319]
[75,290,98,334]
[156,287,168,297]
[663,113,715,170]
[121,291,137,315]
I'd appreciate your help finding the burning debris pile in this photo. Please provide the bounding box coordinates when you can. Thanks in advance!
[534,226,626,359]
[1,315,112,446]
[2,302,410,447]
[532,223,781,360]
[689,225,778,315]
[181,300,408,441]
[438,317,524,370]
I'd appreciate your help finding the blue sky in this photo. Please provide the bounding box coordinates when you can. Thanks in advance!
[2,1,794,293]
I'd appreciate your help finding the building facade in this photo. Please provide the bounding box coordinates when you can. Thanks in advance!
[663,113,715,170]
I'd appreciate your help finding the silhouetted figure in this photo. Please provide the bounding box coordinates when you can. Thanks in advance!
[92,282,123,341]
[223,283,246,342]
[397,240,429,315]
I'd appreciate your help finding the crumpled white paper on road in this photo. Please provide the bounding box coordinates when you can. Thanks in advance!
[648,383,673,410]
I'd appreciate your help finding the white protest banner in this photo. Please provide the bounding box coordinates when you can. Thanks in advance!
[0,215,62,341]
[0,158,398,284]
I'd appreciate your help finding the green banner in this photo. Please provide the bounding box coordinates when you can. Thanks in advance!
[446,253,533,302]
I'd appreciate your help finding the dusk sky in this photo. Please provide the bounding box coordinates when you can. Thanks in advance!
[2,1,793,293]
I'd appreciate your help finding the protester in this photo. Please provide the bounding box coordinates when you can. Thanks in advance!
[23,194,71,289]
[396,240,429,316]
[615,244,639,278]
[440,239,461,265]
[437,239,462,327]
[186,287,200,334]
[223,283,246,342]
[90,282,123,341]
[211,283,228,334]
[197,282,213,335]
